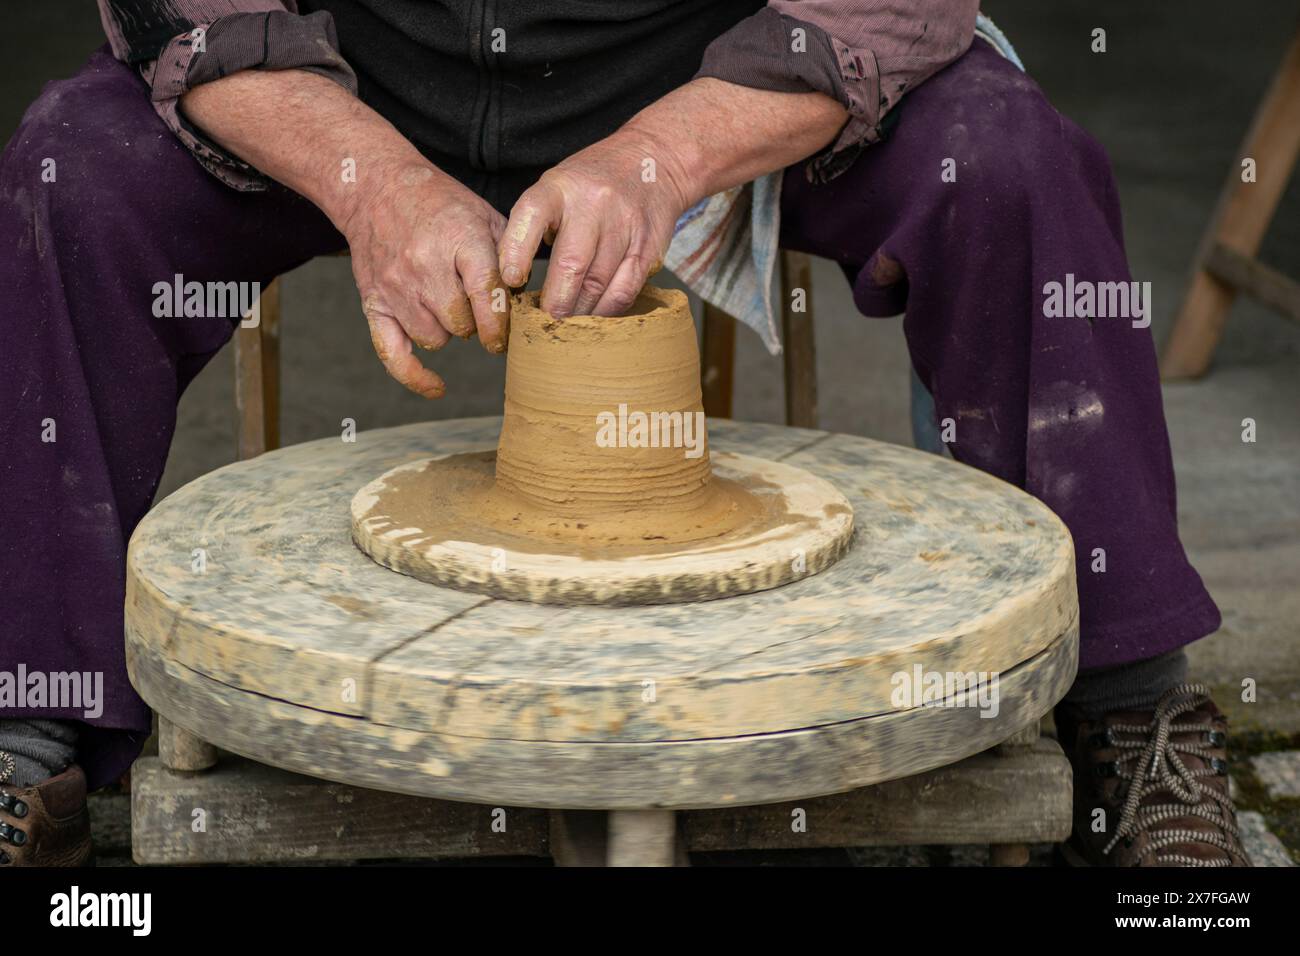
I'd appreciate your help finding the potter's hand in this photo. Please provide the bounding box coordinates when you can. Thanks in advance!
[500,79,848,319]
[180,68,511,399]
[345,166,511,397]
[499,130,690,318]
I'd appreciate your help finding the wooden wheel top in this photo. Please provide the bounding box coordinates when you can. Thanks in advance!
[126,418,1079,808]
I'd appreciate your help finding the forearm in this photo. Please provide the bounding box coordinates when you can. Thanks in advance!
[180,68,445,232]
[620,77,847,207]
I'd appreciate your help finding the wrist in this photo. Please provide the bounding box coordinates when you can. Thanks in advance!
[332,154,455,238]
[612,122,701,212]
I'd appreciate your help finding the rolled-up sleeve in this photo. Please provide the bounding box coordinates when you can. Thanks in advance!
[96,1,357,190]
[696,1,979,182]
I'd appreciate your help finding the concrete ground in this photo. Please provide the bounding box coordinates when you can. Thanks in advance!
[3,1,1298,865]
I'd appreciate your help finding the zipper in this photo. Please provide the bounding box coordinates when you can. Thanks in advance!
[467,0,498,172]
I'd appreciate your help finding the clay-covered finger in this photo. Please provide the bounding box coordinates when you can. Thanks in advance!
[376,270,450,351]
[402,302,454,351]
[457,239,511,353]
[420,284,477,341]
[573,232,630,316]
[499,187,558,289]
[541,212,601,318]
[365,309,446,399]
[592,251,655,317]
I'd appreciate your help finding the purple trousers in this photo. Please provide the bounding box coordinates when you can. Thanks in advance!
[1,41,1219,788]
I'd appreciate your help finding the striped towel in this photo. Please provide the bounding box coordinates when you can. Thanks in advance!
[665,13,1024,354]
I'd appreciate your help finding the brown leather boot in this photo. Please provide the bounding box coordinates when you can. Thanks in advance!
[1056,683,1249,867]
[0,765,93,866]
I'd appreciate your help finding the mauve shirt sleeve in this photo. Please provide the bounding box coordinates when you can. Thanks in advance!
[696,1,980,182]
[96,1,357,190]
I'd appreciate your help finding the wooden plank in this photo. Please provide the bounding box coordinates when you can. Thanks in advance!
[680,740,1071,849]
[126,624,1076,809]
[1161,28,1300,379]
[1204,242,1300,324]
[132,742,1069,864]
[700,303,736,418]
[131,756,550,865]
[235,277,281,459]
[779,250,819,428]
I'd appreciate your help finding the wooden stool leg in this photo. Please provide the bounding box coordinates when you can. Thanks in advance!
[779,250,818,429]
[171,279,279,775]
[1161,28,1300,379]
[995,719,1042,756]
[700,302,736,419]
[989,718,1041,866]
[606,809,679,867]
[235,277,282,459]
[548,810,684,866]
[157,717,216,772]
[699,254,818,426]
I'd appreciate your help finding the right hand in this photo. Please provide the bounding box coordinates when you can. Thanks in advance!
[343,164,511,398]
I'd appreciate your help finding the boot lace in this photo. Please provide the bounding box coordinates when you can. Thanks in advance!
[1102,683,1244,866]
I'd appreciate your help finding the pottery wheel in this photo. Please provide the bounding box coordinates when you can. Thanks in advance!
[351,447,855,605]
[125,418,1078,809]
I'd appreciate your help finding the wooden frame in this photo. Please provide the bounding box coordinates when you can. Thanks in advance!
[132,729,1066,866]
[1161,26,1300,379]
[235,277,282,459]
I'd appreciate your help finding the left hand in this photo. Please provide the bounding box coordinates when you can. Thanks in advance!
[498,130,691,317]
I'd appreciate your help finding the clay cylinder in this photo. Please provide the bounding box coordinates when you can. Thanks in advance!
[495,287,715,521]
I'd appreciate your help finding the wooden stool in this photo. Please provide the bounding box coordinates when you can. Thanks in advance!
[1161,26,1300,379]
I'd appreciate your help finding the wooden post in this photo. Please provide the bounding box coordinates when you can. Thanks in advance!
[157,717,216,772]
[1201,243,1300,325]
[779,251,818,429]
[235,277,282,458]
[700,302,736,419]
[990,718,1040,865]
[1161,28,1300,379]
[606,810,679,867]
[995,718,1041,756]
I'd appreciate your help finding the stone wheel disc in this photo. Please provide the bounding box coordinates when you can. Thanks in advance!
[351,449,856,605]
